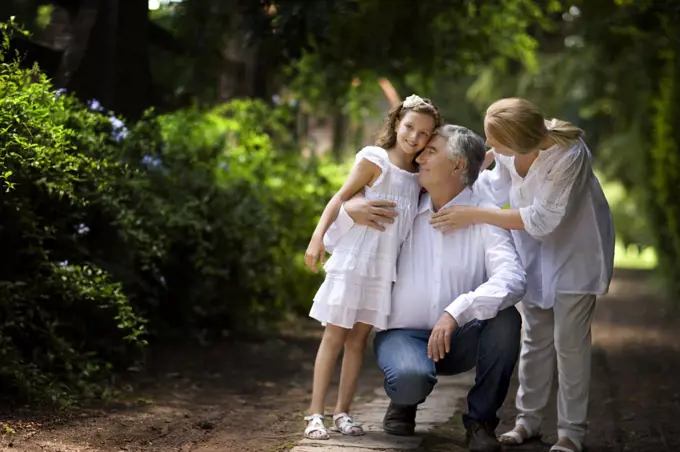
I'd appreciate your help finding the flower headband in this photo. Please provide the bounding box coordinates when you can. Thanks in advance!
[402,94,426,109]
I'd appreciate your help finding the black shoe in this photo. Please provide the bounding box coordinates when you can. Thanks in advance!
[464,417,501,452]
[382,401,417,436]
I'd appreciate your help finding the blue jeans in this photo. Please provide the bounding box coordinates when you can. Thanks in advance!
[373,306,522,425]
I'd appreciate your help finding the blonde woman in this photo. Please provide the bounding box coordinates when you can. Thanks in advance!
[429,98,615,452]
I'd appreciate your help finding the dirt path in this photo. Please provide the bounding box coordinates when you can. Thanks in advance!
[495,268,680,452]
[418,269,680,452]
[0,320,386,452]
[2,269,680,452]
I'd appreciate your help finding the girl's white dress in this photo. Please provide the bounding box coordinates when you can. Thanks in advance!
[309,146,421,330]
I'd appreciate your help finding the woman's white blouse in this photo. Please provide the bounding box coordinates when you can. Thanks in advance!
[474,139,615,309]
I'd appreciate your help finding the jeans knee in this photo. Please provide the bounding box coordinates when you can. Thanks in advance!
[385,368,435,406]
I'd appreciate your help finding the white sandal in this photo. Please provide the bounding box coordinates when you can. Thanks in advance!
[304,413,329,440]
[498,424,538,445]
[332,412,364,436]
[550,437,582,452]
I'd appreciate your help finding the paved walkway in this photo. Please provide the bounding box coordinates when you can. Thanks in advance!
[292,269,680,452]
[292,371,475,451]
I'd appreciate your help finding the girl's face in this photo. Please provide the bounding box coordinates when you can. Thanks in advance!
[484,118,514,157]
[395,111,435,155]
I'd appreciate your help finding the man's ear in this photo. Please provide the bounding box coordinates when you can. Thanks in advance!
[454,156,468,172]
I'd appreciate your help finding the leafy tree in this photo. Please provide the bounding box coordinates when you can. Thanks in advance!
[465,0,680,297]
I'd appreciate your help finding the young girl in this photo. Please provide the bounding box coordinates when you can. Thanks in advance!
[302,95,441,440]
[429,97,614,452]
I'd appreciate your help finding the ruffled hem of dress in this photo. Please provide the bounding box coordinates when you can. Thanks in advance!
[323,248,397,281]
[313,274,391,313]
[309,303,389,331]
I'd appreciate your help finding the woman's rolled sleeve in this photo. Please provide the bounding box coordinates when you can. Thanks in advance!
[520,144,589,239]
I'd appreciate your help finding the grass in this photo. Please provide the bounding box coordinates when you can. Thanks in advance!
[597,170,658,270]
[614,240,657,269]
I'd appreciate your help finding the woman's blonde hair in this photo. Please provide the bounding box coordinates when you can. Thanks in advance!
[484,98,584,154]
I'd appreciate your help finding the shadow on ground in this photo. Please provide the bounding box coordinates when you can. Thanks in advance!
[0,320,385,452]
[2,269,679,452]
[495,269,680,452]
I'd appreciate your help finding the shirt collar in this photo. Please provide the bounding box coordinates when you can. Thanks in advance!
[417,188,473,215]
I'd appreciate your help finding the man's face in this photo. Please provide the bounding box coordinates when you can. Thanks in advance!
[416,135,458,190]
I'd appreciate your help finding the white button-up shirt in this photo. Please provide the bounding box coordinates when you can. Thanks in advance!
[325,188,527,329]
[474,139,615,309]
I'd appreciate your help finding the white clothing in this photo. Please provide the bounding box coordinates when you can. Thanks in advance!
[516,294,596,449]
[325,188,527,330]
[474,137,612,447]
[310,146,421,330]
[474,139,615,309]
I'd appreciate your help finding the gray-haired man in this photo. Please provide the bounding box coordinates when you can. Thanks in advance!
[325,125,527,452]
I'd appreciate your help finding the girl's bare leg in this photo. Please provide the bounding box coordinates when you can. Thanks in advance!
[309,323,350,416]
[333,322,373,435]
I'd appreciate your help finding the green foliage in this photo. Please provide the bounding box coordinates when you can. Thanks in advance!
[0,20,344,405]
[463,0,680,296]
[0,22,147,405]
[117,101,337,335]
[151,0,557,119]
[647,41,680,295]
[292,0,559,100]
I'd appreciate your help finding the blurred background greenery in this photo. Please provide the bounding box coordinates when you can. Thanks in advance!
[0,0,676,405]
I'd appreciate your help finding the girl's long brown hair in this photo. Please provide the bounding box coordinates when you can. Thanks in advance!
[375,98,441,149]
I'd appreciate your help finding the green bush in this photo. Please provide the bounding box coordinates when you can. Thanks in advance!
[119,101,339,335]
[646,47,680,297]
[0,23,146,404]
[0,21,342,405]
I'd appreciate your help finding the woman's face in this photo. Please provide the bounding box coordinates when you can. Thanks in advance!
[395,111,435,155]
[484,118,515,157]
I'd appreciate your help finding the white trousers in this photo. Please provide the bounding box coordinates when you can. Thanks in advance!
[515,294,596,449]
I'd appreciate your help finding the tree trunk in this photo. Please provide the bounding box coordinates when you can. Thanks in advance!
[296,107,308,154]
[39,4,72,51]
[218,0,259,101]
[112,0,152,120]
[53,0,100,88]
[67,0,118,109]
[65,0,151,120]
[331,112,346,162]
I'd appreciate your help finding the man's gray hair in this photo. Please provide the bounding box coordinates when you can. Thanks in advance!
[436,124,486,186]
